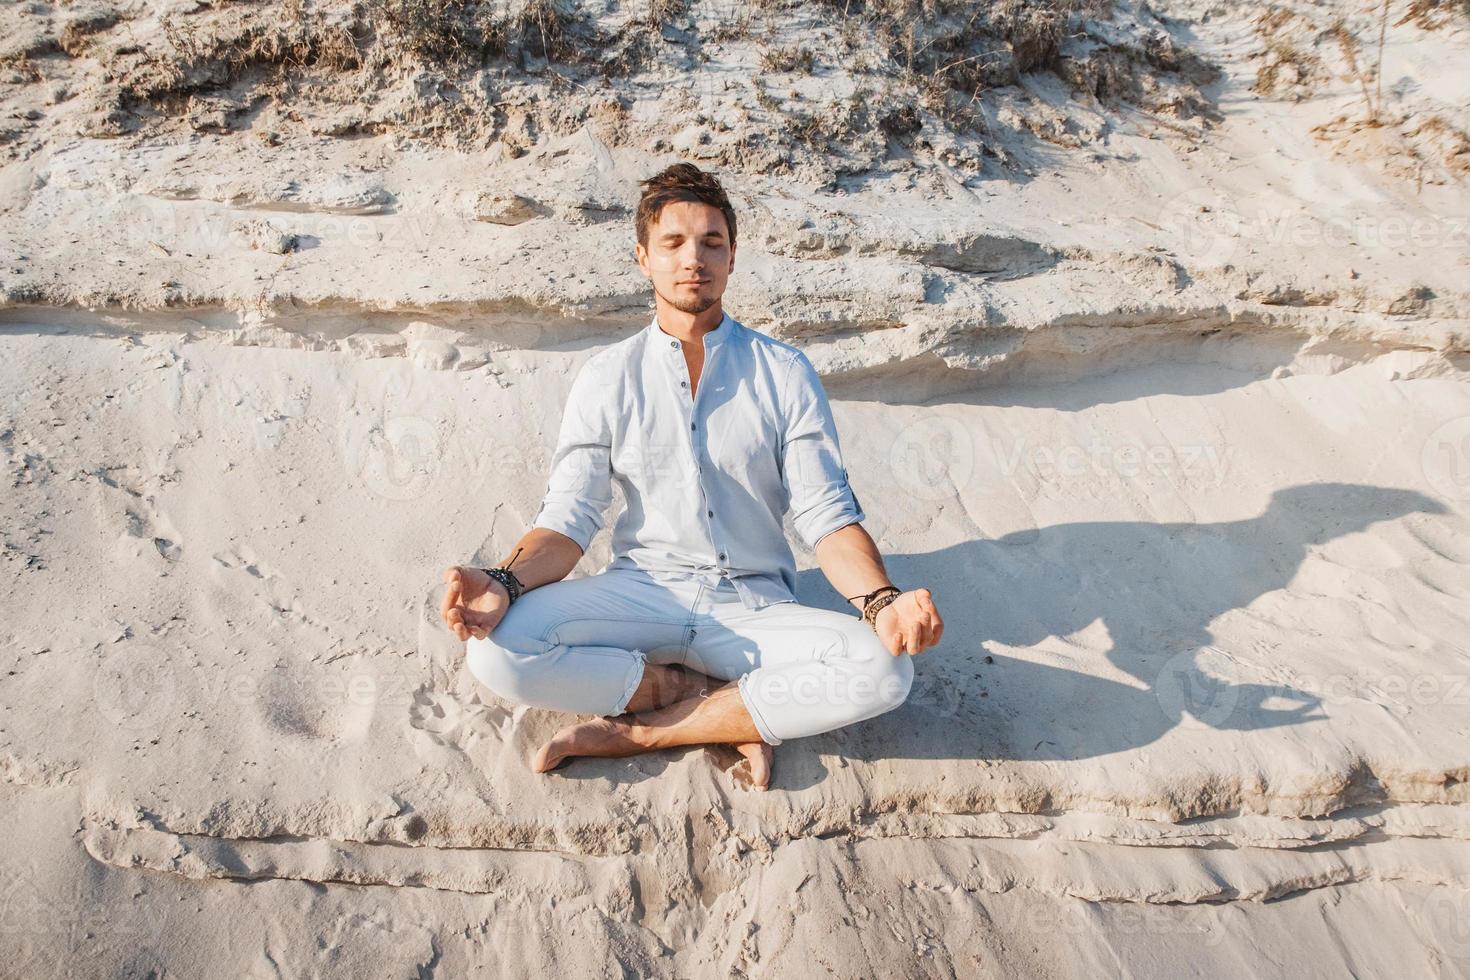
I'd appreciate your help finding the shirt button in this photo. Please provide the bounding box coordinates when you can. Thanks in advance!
[707,510,713,517]
[690,422,697,430]
[670,339,678,348]
[718,552,726,561]
[680,381,687,387]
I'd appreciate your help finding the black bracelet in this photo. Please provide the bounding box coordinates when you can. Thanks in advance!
[477,548,525,604]
[479,566,522,603]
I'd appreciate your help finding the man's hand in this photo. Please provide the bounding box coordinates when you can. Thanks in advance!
[874,587,943,656]
[439,566,510,642]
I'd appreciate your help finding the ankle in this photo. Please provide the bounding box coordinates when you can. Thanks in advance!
[623,716,667,750]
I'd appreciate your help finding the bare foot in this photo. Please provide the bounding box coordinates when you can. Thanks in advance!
[530,717,647,773]
[734,741,773,791]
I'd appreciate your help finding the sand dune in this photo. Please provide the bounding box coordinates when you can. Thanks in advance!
[2,0,1469,975]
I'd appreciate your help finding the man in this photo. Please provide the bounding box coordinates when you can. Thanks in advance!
[440,162,943,790]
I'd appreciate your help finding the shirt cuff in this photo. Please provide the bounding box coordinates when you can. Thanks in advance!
[794,484,866,550]
[531,498,601,553]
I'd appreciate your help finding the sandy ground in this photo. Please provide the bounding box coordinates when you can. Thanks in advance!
[2,0,1470,976]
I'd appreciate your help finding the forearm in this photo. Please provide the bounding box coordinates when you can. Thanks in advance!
[812,522,894,614]
[492,527,585,592]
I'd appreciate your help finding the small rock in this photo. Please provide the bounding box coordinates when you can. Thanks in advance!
[1386,284,1433,316]
[233,218,298,254]
[467,190,540,225]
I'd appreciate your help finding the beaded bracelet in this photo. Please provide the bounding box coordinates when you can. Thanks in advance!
[477,547,525,605]
[845,584,902,630]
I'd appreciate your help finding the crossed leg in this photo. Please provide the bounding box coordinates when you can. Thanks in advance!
[532,673,774,789]
[464,567,911,790]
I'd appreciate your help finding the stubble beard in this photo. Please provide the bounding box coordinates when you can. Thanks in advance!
[658,284,719,316]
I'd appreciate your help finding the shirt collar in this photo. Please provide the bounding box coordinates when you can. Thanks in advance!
[648,310,736,350]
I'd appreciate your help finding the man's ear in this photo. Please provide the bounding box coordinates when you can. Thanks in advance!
[634,242,648,277]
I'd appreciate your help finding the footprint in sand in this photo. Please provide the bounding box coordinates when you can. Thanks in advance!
[407,683,513,754]
[93,465,182,564]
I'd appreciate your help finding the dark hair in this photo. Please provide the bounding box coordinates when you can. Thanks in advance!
[635,163,737,249]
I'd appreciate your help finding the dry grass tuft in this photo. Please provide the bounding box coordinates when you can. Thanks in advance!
[1395,0,1470,30]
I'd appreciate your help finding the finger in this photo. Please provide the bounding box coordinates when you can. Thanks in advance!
[465,609,495,638]
[443,566,464,600]
[917,620,935,649]
[439,570,460,623]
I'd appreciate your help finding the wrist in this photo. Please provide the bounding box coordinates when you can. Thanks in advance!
[860,587,902,630]
[478,565,523,604]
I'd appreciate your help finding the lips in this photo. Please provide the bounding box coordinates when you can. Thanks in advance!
[677,279,710,286]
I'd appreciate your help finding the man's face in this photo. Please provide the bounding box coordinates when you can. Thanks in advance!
[635,201,735,316]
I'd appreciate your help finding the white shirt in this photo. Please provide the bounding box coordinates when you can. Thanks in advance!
[530,311,865,610]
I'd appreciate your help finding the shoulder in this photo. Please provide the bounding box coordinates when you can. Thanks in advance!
[728,316,813,386]
[574,328,643,389]
[730,321,830,421]
[731,315,804,361]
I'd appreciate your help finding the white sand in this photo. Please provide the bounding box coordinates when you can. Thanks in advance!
[2,0,1469,975]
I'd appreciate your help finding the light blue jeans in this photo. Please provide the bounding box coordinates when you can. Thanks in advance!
[464,565,913,745]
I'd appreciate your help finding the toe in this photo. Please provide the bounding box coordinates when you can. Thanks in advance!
[736,742,773,791]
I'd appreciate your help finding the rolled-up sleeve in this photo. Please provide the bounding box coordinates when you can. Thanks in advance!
[530,357,613,553]
[779,351,865,550]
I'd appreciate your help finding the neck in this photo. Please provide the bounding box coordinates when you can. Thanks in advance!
[653,300,724,343]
